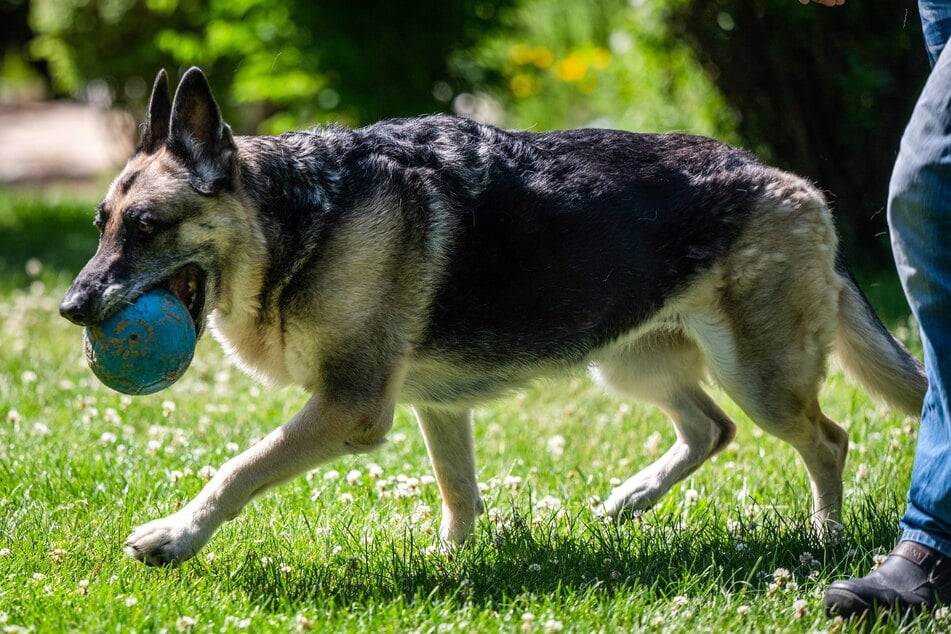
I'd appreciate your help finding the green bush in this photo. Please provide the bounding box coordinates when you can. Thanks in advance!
[27,0,509,132]
[457,0,738,139]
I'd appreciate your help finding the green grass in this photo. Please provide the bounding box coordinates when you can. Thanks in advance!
[0,188,939,632]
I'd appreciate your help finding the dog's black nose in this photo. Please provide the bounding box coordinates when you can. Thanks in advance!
[60,293,91,326]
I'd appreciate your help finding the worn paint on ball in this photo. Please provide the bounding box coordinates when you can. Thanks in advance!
[83,289,196,395]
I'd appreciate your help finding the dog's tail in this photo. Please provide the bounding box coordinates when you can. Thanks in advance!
[834,249,927,415]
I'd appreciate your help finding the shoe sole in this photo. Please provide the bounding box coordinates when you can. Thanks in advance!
[823,587,876,618]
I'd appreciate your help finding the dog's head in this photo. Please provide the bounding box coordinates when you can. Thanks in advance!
[60,67,244,338]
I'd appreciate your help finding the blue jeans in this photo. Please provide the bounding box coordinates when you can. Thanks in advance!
[891,1,951,556]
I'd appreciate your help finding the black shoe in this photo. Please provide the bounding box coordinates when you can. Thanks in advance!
[824,541,951,618]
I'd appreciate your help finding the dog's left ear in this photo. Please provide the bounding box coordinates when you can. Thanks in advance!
[168,67,237,195]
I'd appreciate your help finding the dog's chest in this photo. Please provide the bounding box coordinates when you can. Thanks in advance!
[208,310,297,387]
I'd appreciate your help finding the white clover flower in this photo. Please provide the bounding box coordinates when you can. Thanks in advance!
[546,434,565,457]
[323,469,340,482]
[528,563,542,572]
[224,616,252,629]
[543,620,564,633]
[367,463,384,479]
[339,492,354,505]
[643,431,663,453]
[162,400,177,417]
[124,596,138,607]
[24,257,43,277]
[683,488,700,506]
[535,495,562,512]
[99,432,118,445]
[521,612,536,632]
[412,504,432,522]
[792,599,808,619]
[772,567,792,582]
[345,469,362,485]
[21,371,37,384]
[176,615,196,631]
[504,475,523,490]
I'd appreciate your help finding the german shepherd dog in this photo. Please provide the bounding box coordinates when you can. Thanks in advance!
[61,67,925,566]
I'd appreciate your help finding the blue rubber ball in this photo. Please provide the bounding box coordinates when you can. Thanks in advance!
[83,289,197,395]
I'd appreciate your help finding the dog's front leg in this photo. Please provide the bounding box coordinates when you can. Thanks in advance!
[124,393,393,566]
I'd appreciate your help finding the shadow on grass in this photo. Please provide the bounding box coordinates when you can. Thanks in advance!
[228,495,905,615]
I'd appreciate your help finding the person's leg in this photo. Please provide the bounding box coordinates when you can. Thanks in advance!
[919,0,951,66]
[893,14,951,558]
[824,4,951,617]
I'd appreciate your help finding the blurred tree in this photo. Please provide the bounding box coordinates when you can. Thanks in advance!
[669,0,929,273]
[1,0,30,54]
[28,0,510,132]
[22,0,923,276]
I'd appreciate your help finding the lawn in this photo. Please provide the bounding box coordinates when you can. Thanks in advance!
[0,188,939,632]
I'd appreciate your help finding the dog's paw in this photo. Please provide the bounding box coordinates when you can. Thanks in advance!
[124,514,206,567]
[438,496,484,547]
[598,478,659,522]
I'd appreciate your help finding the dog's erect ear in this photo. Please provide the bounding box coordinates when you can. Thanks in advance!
[167,66,237,195]
[139,69,172,154]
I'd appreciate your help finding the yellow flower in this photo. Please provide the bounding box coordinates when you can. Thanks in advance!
[554,54,588,82]
[510,73,538,98]
[510,44,534,65]
[531,46,554,69]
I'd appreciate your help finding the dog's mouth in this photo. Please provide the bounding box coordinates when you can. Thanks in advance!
[163,264,207,336]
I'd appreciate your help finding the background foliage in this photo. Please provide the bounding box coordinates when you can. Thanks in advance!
[669,0,928,273]
[2,0,932,274]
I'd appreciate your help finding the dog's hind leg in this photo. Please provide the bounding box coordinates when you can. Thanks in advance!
[592,332,737,519]
[684,305,849,537]
[413,406,484,545]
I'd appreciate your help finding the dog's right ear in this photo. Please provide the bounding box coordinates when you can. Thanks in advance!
[138,69,172,154]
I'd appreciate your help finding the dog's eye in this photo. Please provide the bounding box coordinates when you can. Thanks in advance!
[137,220,155,235]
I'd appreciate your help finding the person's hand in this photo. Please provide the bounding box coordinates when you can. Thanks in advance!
[798,0,845,5]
